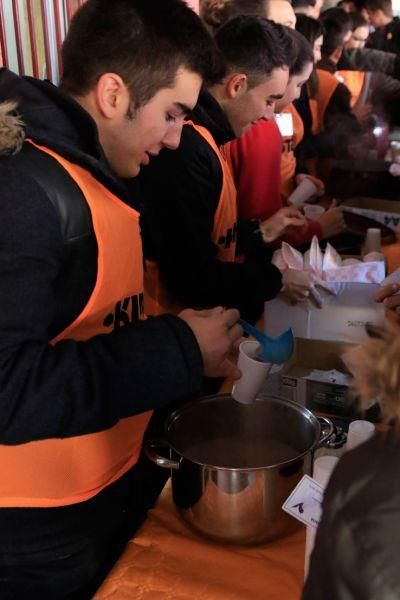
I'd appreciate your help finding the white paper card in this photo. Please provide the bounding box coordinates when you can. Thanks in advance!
[275,112,294,137]
[282,474,324,529]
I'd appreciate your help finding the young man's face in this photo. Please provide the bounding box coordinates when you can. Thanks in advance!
[308,0,324,19]
[267,0,297,28]
[226,67,289,137]
[274,61,313,112]
[367,8,387,27]
[313,34,324,63]
[103,67,202,178]
[346,25,370,48]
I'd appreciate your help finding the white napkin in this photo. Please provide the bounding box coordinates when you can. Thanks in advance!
[272,236,386,305]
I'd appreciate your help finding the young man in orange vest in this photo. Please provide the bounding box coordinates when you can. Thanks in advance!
[0,0,243,596]
[137,16,313,323]
[316,13,362,158]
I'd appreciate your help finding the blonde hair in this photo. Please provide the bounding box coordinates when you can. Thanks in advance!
[344,326,400,423]
[200,0,269,30]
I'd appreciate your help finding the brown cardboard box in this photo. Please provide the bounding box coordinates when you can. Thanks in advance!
[275,338,361,417]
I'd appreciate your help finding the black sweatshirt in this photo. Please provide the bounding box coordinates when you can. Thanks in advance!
[135,88,282,324]
[0,68,204,447]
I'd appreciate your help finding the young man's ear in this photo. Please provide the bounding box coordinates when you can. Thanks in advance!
[225,73,248,100]
[95,73,130,119]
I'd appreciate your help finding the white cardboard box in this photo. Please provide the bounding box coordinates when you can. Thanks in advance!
[342,197,400,232]
[264,282,385,343]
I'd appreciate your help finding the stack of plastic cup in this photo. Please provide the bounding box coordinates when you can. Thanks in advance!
[232,340,272,404]
[304,456,339,579]
[346,420,375,452]
[287,179,318,206]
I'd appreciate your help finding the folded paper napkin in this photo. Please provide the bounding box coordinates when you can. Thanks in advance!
[272,237,385,289]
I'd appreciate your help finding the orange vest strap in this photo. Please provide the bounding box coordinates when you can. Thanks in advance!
[144,121,237,316]
[315,69,340,133]
[337,70,366,108]
[0,140,152,508]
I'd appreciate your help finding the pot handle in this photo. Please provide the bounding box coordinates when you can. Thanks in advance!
[316,416,335,448]
[145,439,181,470]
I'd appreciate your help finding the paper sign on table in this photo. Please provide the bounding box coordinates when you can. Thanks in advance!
[282,475,324,529]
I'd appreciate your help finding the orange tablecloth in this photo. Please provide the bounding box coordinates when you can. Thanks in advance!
[94,483,305,600]
[382,234,400,274]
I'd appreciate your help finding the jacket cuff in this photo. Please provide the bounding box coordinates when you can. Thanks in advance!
[157,314,204,395]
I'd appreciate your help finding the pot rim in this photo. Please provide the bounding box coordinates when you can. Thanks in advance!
[163,393,323,472]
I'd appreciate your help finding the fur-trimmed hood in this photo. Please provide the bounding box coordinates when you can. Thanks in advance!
[0,101,25,156]
[0,68,127,198]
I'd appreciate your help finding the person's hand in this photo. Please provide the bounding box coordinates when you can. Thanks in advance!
[281,269,335,308]
[374,284,400,319]
[178,307,243,378]
[317,200,346,239]
[295,173,325,198]
[259,207,307,243]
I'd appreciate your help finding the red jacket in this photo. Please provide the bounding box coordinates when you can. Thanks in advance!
[228,119,322,247]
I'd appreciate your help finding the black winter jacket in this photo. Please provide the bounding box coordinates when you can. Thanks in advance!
[303,428,400,600]
[366,17,400,55]
[0,67,203,446]
[339,46,400,79]
[135,88,282,324]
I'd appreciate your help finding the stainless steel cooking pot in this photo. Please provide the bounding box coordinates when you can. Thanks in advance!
[146,394,333,544]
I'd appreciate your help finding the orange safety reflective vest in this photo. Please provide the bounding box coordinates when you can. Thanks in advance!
[337,70,366,108]
[309,98,320,136]
[314,69,340,134]
[279,103,304,200]
[144,121,237,316]
[0,141,151,508]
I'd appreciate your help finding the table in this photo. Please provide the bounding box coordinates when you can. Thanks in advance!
[382,233,400,275]
[95,236,400,599]
[94,482,305,600]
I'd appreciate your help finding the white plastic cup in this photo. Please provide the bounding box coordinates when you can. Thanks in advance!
[304,456,339,579]
[287,179,318,206]
[313,455,339,487]
[346,420,375,452]
[303,204,326,220]
[232,340,272,404]
[364,228,381,254]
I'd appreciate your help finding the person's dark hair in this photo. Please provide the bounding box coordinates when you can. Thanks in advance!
[285,28,314,76]
[292,0,317,10]
[61,0,224,106]
[320,7,353,33]
[200,0,269,31]
[365,0,393,16]
[214,15,292,87]
[350,11,368,28]
[319,17,347,56]
[295,15,323,97]
[295,13,324,46]
[353,0,368,11]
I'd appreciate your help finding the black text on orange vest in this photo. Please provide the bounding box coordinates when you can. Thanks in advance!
[218,222,238,250]
[103,293,145,329]
[282,139,294,153]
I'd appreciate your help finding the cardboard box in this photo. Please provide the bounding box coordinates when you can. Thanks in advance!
[264,282,385,344]
[270,338,359,417]
[342,197,400,232]
[262,340,381,420]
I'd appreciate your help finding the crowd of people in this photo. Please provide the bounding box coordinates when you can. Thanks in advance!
[0,0,399,597]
